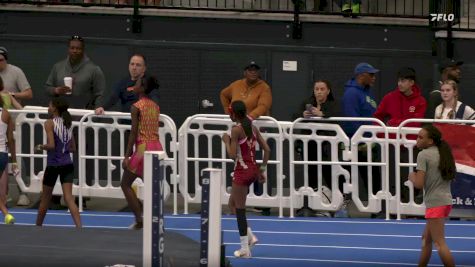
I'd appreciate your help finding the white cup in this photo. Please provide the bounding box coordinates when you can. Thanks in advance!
[64,77,73,95]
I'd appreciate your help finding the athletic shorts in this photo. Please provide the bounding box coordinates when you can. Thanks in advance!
[43,164,74,187]
[233,165,259,186]
[0,152,8,173]
[425,205,452,219]
[128,140,163,177]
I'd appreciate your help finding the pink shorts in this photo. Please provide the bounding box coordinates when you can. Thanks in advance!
[233,166,259,186]
[128,140,163,177]
[425,205,452,219]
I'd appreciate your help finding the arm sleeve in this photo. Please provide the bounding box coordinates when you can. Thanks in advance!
[373,96,387,123]
[463,104,475,120]
[91,66,106,108]
[45,65,58,96]
[220,85,233,114]
[249,85,272,119]
[16,68,31,91]
[322,100,338,118]
[416,151,427,172]
[341,90,363,135]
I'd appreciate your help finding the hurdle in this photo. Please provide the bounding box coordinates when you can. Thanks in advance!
[143,151,167,267]
[199,168,224,267]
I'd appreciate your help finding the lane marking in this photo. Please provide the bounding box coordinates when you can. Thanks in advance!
[224,242,475,253]
[225,256,475,267]
[166,227,475,240]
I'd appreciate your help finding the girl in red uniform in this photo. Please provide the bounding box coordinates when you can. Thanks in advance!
[222,100,270,258]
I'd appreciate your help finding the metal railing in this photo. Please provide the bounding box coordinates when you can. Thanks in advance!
[3,0,475,29]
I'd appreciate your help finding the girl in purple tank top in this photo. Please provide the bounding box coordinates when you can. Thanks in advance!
[35,97,81,228]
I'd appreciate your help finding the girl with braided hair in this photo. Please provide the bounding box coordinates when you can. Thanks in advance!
[435,80,475,120]
[222,100,270,258]
[409,124,456,266]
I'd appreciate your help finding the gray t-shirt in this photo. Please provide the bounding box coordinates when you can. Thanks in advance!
[0,64,31,93]
[45,56,105,109]
[416,146,453,208]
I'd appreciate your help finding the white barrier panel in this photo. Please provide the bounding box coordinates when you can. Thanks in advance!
[288,117,391,218]
[288,119,349,216]
[76,112,176,212]
[178,114,286,217]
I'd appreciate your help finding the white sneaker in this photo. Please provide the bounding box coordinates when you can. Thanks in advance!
[234,248,251,258]
[248,233,259,248]
[17,194,30,206]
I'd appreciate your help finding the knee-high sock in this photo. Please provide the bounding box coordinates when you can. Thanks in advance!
[236,208,248,236]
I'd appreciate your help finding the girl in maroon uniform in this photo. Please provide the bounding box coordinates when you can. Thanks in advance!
[222,100,270,258]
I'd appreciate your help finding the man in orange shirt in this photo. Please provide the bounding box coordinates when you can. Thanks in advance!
[220,61,272,119]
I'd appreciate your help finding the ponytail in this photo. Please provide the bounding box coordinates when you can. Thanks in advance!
[437,140,456,181]
[241,115,253,139]
[230,100,253,139]
[422,124,456,181]
[62,110,72,129]
[51,97,72,128]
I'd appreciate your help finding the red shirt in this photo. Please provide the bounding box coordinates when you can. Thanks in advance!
[374,84,427,139]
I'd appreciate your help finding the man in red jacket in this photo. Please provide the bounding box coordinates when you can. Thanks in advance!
[374,67,427,204]
[374,67,427,129]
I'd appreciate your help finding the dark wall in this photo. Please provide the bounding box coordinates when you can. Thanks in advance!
[3,10,471,126]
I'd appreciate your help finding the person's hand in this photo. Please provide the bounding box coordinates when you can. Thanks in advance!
[95,107,105,115]
[258,164,267,183]
[54,86,72,95]
[11,163,19,177]
[35,144,43,152]
[310,107,323,117]
[222,133,230,144]
[408,172,416,183]
[303,110,312,118]
[122,157,130,170]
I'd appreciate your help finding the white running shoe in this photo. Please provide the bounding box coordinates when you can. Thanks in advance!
[234,248,251,258]
[248,233,259,248]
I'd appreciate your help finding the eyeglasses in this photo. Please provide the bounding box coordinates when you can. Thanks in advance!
[70,35,84,41]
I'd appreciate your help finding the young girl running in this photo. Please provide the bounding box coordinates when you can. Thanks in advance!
[409,124,456,266]
[36,97,81,227]
[121,75,162,229]
[0,77,19,224]
[222,100,270,258]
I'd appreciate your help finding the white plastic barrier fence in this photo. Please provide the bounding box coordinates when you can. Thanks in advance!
[288,117,391,218]
[178,114,286,217]
[12,107,177,214]
[14,106,467,219]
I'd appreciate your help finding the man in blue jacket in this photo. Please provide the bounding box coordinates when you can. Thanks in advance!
[338,62,379,218]
[341,62,379,137]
